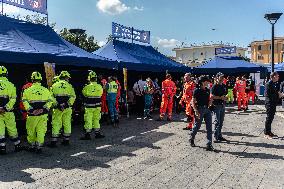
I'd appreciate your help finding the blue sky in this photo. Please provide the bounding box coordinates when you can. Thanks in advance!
[3,0,284,56]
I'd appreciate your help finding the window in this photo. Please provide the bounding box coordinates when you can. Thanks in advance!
[258,45,262,51]
[257,54,264,60]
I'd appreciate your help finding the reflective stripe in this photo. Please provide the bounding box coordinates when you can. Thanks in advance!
[52,134,60,138]
[29,100,47,103]
[0,135,5,139]
[51,138,58,142]
[0,143,6,146]
[54,94,71,97]
[86,129,92,133]
[0,95,8,98]
[37,142,43,147]
[14,140,20,145]
[63,133,71,137]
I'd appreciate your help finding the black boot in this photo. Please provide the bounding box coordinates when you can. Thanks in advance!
[61,140,70,146]
[80,133,91,140]
[190,139,195,147]
[0,146,6,155]
[47,141,57,148]
[95,132,105,139]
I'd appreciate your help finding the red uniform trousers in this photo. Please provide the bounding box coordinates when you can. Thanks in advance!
[160,94,174,119]
[237,92,247,109]
[185,99,194,129]
[101,93,108,114]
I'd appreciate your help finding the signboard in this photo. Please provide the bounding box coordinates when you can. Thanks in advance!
[44,62,55,88]
[215,46,236,55]
[112,22,150,44]
[2,0,47,14]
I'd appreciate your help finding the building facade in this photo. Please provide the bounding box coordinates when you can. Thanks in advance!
[250,37,284,64]
[173,44,247,66]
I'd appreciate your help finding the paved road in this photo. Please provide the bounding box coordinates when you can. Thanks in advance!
[0,105,283,189]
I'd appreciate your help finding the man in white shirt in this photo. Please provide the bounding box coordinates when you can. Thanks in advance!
[133,76,146,116]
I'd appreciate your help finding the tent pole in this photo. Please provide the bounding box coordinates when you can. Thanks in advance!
[1,0,3,15]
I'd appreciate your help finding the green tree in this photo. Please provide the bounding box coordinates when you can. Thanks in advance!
[59,28,100,53]
[17,14,56,28]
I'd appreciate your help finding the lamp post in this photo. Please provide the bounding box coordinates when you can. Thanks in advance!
[264,13,283,72]
[69,29,86,47]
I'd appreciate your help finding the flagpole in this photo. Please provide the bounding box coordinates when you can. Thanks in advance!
[1,0,4,15]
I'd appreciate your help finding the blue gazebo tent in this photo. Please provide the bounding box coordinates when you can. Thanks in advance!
[95,39,190,72]
[193,56,267,74]
[0,16,118,69]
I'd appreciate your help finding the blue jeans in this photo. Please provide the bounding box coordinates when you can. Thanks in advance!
[213,104,225,140]
[144,94,152,117]
[107,93,118,122]
[190,106,212,145]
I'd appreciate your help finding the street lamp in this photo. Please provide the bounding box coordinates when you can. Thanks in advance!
[264,13,283,72]
[69,29,86,47]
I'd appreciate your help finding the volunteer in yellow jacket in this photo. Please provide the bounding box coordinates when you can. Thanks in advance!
[48,71,76,147]
[80,71,104,140]
[22,72,53,154]
[0,66,22,154]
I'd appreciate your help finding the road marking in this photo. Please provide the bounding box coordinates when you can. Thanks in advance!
[122,136,136,142]
[140,129,159,135]
[96,145,112,149]
[70,152,86,157]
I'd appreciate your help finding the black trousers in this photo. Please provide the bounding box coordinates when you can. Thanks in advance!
[265,104,276,134]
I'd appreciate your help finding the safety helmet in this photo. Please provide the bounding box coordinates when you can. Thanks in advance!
[59,71,71,78]
[0,66,8,76]
[88,71,97,80]
[31,71,42,81]
[52,76,60,84]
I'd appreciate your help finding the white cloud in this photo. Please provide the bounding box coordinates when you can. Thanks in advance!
[98,41,107,47]
[97,0,130,15]
[157,37,181,48]
[133,6,144,11]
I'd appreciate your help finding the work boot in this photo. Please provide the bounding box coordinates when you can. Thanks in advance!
[80,133,91,140]
[61,140,70,146]
[167,117,172,121]
[206,144,215,151]
[0,146,6,155]
[47,141,57,148]
[190,139,195,147]
[95,132,105,139]
[14,143,23,152]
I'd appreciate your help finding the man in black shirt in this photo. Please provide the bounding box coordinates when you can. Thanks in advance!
[190,76,214,151]
[211,72,228,142]
[264,72,284,139]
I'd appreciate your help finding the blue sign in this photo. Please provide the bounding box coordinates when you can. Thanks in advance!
[3,0,47,14]
[112,22,150,44]
[215,46,237,55]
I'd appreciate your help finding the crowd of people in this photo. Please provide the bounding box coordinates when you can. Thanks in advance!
[1,63,280,155]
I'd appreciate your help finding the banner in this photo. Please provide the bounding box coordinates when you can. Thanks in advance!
[215,46,236,55]
[112,22,150,44]
[3,0,47,14]
[44,62,55,88]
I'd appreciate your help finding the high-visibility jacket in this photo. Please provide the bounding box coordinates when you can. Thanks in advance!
[50,80,76,107]
[182,81,195,102]
[0,77,16,111]
[235,80,246,93]
[22,83,53,114]
[107,81,118,94]
[82,82,103,108]
[161,79,176,96]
